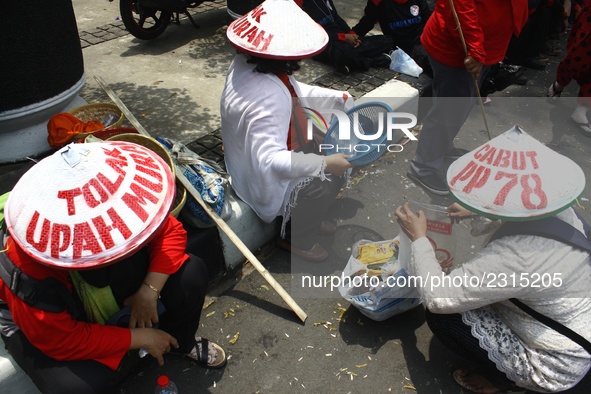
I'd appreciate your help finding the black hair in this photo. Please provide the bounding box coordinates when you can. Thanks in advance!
[246,55,301,75]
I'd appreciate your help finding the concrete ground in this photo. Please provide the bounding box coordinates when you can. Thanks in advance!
[2,0,591,393]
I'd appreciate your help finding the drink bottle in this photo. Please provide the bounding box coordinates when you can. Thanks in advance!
[154,375,179,394]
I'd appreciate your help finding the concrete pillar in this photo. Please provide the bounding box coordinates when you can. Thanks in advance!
[0,0,86,163]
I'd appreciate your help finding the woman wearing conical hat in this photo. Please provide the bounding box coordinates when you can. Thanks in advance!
[395,126,591,393]
[0,142,226,393]
[222,0,353,261]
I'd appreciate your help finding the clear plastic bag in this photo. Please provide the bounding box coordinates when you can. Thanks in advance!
[389,47,423,78]
[338,237,421,321]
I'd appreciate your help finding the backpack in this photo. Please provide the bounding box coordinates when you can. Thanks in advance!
[0,192,84,319]
[157,138,232,228]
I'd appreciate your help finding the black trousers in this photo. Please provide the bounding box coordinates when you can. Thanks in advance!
[2,254,208,394]
[314,35,393,72]
[425,309,516,390]
[287,174,345,249]
[505,0,551,65]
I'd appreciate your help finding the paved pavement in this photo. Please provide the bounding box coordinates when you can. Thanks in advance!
[2,0,591,393]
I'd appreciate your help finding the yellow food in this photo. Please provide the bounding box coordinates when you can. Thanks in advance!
[357,240,399,265]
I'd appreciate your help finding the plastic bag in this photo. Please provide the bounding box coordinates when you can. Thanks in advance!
[399,202,457,273]
[338,237,421,321]
[157,137,232,228]
[389,47,423,78]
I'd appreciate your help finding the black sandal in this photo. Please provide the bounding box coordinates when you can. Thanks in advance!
[547,82,563,101]
[453,369,525,394]
[189,337,227,369]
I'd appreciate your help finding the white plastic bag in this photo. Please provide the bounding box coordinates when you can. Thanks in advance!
[389,47,423,78]
[399,202,457,273]
[338,237,421,321]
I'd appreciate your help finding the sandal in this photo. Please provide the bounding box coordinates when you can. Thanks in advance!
[452,369,525,394]
[187,337,227,369]
[570,116,591,138]
[546,82,563,102]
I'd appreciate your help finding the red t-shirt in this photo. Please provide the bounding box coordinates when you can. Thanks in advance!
[0,215,188,370]
[421,0,528,67]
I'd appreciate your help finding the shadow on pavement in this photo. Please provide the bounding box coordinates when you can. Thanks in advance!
[80,81,219,142]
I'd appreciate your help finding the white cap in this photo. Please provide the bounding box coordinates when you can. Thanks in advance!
[226,0,328,60]
[5,142,175,269]
[446,125,585,220]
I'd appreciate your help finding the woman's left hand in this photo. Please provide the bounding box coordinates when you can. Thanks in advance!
[394,202,427,242]
[124,284,160,328]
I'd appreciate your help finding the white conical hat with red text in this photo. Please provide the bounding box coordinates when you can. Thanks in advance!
[4,142,175,269]
[226,0,328,60]
[446,125,585,220]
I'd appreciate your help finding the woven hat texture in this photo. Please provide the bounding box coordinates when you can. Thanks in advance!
[5,142,175,269]
[226,0,328,59]
[446,125,585,221]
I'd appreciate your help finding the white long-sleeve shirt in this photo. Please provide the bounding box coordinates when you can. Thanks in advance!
[409,208,591,391]
[220,54,350,224]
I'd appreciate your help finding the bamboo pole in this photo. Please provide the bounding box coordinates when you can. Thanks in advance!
[448,0,492,141]
[94,76,308,323]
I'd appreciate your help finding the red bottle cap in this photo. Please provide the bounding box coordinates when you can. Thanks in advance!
[157,375,170,387]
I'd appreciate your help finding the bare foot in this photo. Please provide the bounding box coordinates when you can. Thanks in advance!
[453,368,502,393]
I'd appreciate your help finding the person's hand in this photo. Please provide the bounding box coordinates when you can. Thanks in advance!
[130,328,178,366]
[446,202,473,222]
[324,153,352,176]
[394,202,427,242]
[344,33,361,48]
[464,56,483,80]
[124,284,159,328]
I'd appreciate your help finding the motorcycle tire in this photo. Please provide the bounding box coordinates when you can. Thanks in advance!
[120,0,172,40]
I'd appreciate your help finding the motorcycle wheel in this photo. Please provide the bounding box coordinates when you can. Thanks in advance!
[120,0,172,40]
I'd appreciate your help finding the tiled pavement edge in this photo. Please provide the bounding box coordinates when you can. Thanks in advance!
[78,0,228,48]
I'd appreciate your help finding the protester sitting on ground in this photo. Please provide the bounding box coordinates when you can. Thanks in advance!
[0,141,226,394]
[351,0,433,76]
[395,126,591,393]
[221,0,353,262]
[547,0,591,137]
[299,0,393,73]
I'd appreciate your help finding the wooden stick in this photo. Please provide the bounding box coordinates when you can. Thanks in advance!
[175,171,308,322]
[448,0,492,141]
[94,76,308,323]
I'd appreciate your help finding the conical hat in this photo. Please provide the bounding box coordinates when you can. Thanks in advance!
[446,126,585,221]
[4,142,176,269]
[226,0,328,60]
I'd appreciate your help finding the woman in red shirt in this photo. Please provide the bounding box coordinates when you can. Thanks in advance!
[0,141,226,393]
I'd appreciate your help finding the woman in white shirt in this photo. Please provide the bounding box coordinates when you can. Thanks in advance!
[395,127,591,393]
[221,0,352,261]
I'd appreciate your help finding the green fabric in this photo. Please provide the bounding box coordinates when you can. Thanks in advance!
[0,192,9,227]
[69,271,120,324]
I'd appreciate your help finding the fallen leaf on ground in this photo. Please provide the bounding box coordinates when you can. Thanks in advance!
[229,332,240,344]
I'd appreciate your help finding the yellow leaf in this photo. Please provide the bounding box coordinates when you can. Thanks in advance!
[229,332,240,344]
[202,298,216,310]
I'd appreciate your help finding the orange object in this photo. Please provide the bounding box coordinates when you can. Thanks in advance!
[47,113,105,148]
